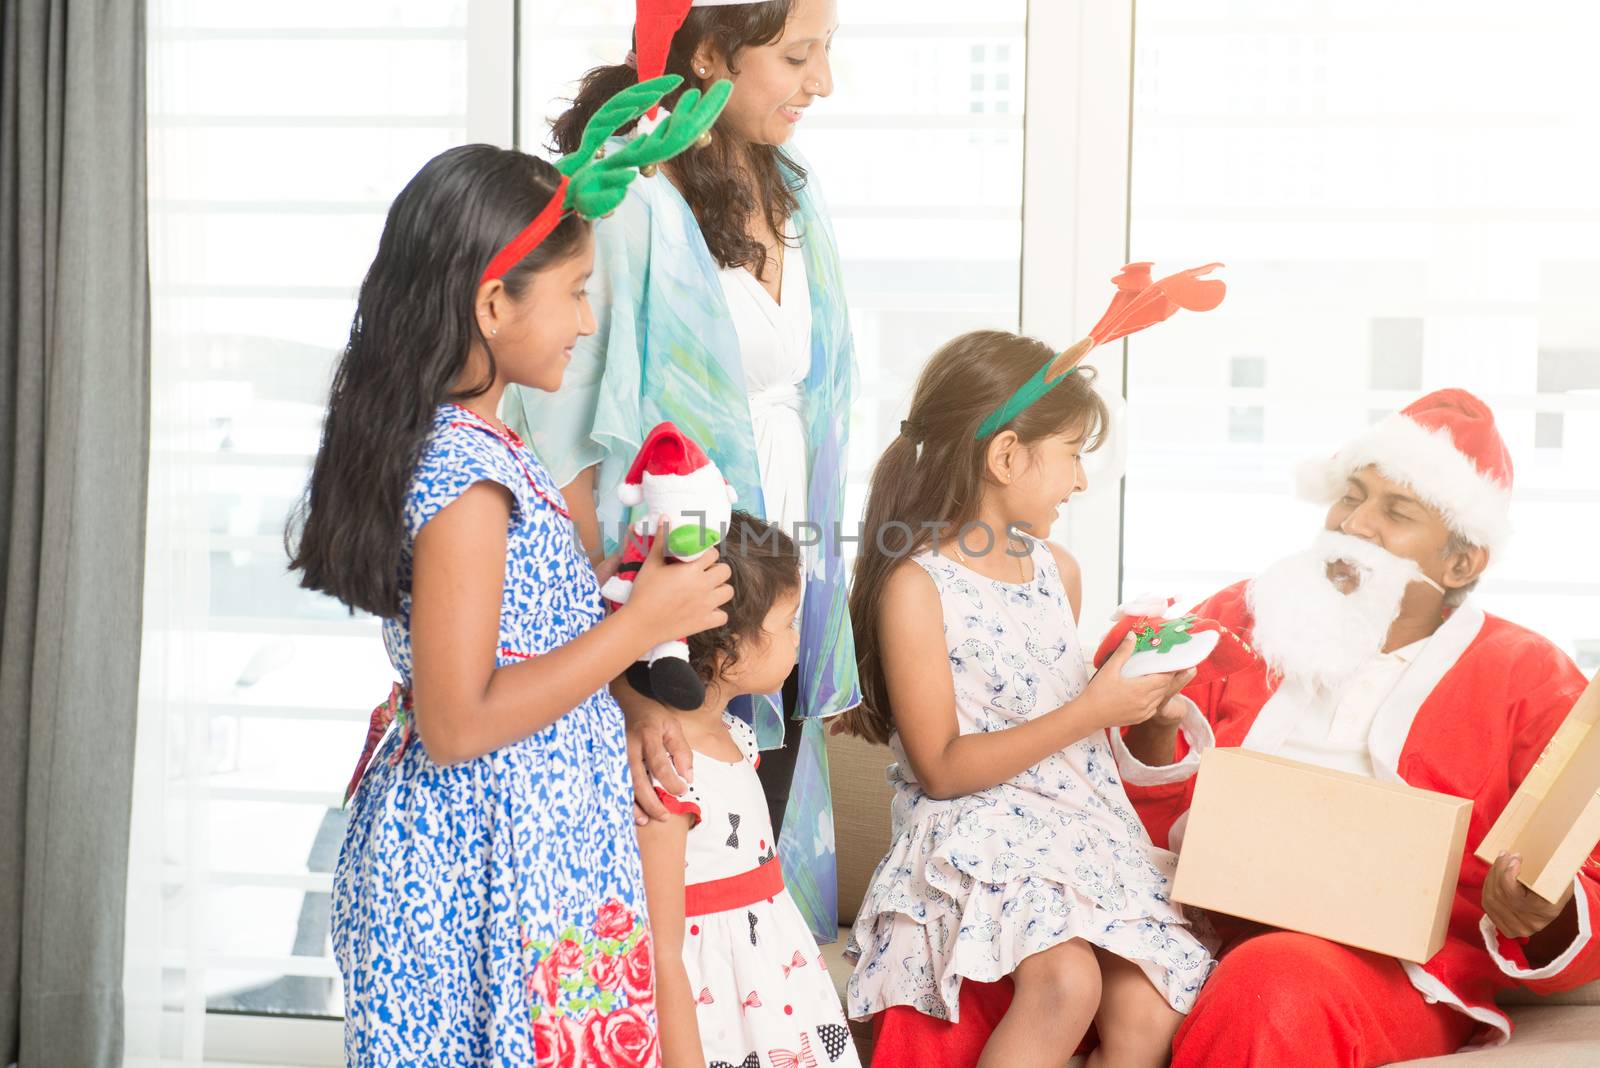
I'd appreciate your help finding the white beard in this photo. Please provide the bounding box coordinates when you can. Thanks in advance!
[1246,530,1426,693]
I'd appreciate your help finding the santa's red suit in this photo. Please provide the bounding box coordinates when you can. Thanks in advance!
[1121,580,1598,1058]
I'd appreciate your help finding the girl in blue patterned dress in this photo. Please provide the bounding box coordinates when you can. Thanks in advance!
[289,141,734,1067]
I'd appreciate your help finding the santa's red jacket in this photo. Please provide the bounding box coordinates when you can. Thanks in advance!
[1113,580,1600,1046]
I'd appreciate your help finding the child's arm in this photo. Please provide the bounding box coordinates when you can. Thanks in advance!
[883,560,1189,800]
[408,484,732,765]
[558,463,605,563]
[636,813,704,1068]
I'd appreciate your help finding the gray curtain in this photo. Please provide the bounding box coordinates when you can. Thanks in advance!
[0,0,150,1065]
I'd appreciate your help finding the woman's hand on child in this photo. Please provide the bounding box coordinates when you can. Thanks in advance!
[624,517,734,644]
[626,702,695,826]
[1081,634,1197,729]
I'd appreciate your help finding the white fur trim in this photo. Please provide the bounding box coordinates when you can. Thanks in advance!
[631,110,665,138]
[647,640,690,664]
[617,482,643,507]
[599,575,633,603]
[1295,413,1512,557]
[1112,593,1176,620]
[1400,962,1510,1048]
[1366,600,1485,783]
[1479,874,1594,982]
[1109,695,1213,787]
[1168,810,1192,852]
[1122,630,1219,678]
[646,639,691,661]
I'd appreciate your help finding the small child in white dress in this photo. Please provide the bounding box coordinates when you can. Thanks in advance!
[840,331,1218,1068]
[638,511,861,1068]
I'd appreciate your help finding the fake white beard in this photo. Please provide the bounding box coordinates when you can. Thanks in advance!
[1246,530,1428,693]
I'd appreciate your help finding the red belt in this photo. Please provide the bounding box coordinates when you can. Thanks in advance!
[684,856,784,916]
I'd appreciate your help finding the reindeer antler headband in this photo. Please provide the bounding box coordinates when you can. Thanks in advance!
[976,263,1228,440]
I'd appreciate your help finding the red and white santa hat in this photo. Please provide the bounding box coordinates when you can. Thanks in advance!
[1295,387,1514,557]
[633,1,777,118]
[618,421,722,506]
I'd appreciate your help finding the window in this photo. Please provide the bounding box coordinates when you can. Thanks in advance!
[1121,0,1600,660]
[1369,318,1424,391]
[1534,349,1600,449]
[131,2,506,1061]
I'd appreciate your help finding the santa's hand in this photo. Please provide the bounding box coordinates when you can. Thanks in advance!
[1482,852,1574,939]
[624,516,733,644]
[1081,634,1190,729]
[1150,671,1198,728]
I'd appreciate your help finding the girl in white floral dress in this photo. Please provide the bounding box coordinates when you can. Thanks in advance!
[638,512,860,1068]
[840,330,1218,1068]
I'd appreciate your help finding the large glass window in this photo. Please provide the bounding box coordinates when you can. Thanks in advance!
[1122,0,1600,661]
[132,3,478,1046]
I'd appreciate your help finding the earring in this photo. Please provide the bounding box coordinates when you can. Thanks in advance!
[697,65,708,76]
[490,327,498,337]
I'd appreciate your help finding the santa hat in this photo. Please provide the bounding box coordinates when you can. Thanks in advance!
[1295,388,1514,558]
[617,421,718,506]
[633,1,776,119]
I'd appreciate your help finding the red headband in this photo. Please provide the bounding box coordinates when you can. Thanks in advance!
[478,176,572,286]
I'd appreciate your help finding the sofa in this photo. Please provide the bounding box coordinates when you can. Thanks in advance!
[820,729,1600,1066]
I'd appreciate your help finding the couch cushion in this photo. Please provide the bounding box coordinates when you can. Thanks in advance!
[826,728,895,927]
[1498,978,1600,1007]
[1393,1005,1600,1065]
[822,928,874,1061]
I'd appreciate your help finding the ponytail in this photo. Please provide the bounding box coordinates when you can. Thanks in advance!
[838,332,1109,744]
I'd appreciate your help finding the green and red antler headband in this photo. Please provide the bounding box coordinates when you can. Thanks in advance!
[975,262,1228,440]
[479,73,732,286]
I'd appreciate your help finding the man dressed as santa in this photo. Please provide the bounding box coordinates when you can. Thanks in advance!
[1110,386,1598,1064]
[869,388,1597,1066]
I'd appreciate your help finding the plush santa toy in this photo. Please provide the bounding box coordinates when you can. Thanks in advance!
[600,421,739,710]
[1092,594,1259,686]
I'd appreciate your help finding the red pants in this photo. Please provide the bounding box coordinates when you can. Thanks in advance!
[870,933,1475,1068]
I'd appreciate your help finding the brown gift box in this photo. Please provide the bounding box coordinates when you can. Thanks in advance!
[1171,747,1473,964]
[1476,673,1600,904]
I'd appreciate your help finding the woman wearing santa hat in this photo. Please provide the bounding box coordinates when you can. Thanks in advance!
[504,0,857,943]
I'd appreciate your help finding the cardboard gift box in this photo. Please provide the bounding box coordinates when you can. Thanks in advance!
[1171,747,1473,964]
[1476,673,1600,903]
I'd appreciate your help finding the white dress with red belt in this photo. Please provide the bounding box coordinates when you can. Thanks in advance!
[655,713,860,1068]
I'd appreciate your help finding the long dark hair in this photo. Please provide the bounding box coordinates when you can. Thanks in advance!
[551,2,803,277]
[840,331,1111,744]
[287,145,591,618]
[685,512,802,684]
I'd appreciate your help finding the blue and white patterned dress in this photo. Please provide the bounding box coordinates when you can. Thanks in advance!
[332,404,658,1068]
[846,537,1217,1023]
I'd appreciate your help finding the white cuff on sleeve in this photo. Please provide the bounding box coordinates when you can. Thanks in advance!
[1110,695,1214,787]
[1479,875,1593,982]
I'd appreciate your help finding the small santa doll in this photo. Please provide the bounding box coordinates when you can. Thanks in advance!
[600,421,739,710]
